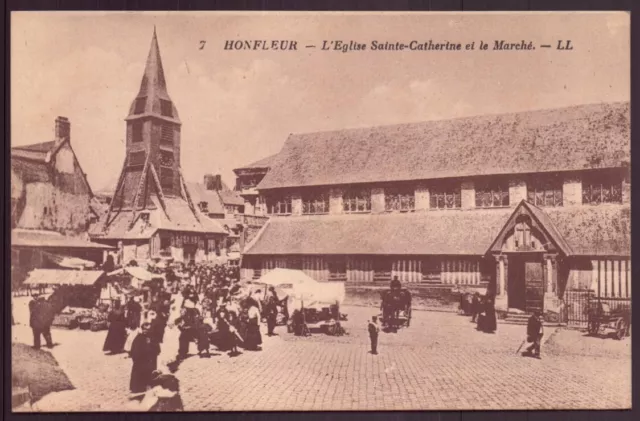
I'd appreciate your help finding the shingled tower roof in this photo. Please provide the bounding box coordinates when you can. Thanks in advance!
[126,27,180,123]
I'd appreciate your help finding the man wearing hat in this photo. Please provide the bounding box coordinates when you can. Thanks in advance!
[523,311,544,359]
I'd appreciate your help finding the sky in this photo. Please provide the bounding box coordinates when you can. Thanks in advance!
[11,12,629,193]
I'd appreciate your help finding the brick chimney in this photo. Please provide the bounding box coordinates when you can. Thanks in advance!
[55,116,70,142]
[204,174,216,190]
[214,174,222,191]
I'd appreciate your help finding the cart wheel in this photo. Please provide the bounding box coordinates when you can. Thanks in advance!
[406,308,412,327]
[614,319,626,340]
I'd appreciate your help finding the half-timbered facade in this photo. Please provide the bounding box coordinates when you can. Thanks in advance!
[89,29,227,264]
[239,102,631,316]
[11,116,113,283]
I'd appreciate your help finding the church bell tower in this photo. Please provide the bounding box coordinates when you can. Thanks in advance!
[104,28,199,228]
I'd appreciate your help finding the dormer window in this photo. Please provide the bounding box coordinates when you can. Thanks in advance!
[582,172,622,205]
[528,175,563,207]
[430,182,461,210]
[476,180,509,208]
[198,201,209,213]
[302,191,329,215]
[160,100,173,117]
[385,186,415,212]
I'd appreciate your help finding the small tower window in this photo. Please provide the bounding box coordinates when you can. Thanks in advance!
[160,100,173,117]
[128,151,146,167]
[131,122,143,143]
[134,97,146,114]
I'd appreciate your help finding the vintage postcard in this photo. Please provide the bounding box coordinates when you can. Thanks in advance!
[10,11,630,412]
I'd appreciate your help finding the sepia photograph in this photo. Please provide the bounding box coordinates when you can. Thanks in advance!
[10,11,630,412]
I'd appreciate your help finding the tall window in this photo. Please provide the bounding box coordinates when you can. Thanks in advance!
[343,188,371,213]
[134,97,146,114]
[476,181,509,208]
[267,195,292,215]
[302,192,329,214]
[514,215,532,249]
[582,173,622,205]
[385,186,415,212]
[160,122,174,145]
[528,177,563,207]
[131,122,143,143]
[430,183,461,210]
[160,100,173,117]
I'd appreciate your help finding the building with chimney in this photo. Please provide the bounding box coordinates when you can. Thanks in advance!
[90,29,227,264]
[238,102,631,319]
[11,116,113,286]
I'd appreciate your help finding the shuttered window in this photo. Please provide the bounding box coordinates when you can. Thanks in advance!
[160,123,174,145]
[131,122,143,143]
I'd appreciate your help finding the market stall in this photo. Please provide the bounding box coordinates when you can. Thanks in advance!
[23,269,108,330]
[258,269,347,336]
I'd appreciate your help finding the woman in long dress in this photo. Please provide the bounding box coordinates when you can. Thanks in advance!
[103,300,127,354]
[482,296,497,333]
[243,300,262,351]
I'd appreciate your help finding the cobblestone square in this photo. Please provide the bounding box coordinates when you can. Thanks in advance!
[12,304,631,411]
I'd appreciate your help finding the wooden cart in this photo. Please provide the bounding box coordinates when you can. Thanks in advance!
[586,301,631,340]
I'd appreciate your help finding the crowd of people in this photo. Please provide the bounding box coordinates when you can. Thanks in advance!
[99,262,286,404]
[26,260,287,411]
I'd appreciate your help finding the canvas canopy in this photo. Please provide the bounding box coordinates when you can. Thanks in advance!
[258,268,318,288]
[43,251,96,270]
[24,269,104,286]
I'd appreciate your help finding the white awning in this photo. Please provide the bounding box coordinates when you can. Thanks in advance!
[24,269,104,286]
[43,251,96,269]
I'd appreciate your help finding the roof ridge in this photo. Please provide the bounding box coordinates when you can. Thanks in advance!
[285,100,630,139]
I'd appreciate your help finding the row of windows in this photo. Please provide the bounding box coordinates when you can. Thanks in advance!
[133,97,174,118]
[265,178,624,215]
[130,121,176,144]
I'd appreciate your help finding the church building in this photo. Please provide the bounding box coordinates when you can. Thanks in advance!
[90,29,227,264]
[238,102,631,317]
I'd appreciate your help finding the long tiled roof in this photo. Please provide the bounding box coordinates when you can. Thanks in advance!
[257,101,630,190]
[244,204,630,257]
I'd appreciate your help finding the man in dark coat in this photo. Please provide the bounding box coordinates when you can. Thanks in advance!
[129,322,161,393]
[524,311,544,359]
[30,295,54,349]
[265,287,279,336]
[175,305,200,361]
[126,296,142,330]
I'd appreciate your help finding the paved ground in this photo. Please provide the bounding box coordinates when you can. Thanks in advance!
[12,303,631,411]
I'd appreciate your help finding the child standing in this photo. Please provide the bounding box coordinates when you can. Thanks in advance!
[368,316,380,355]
